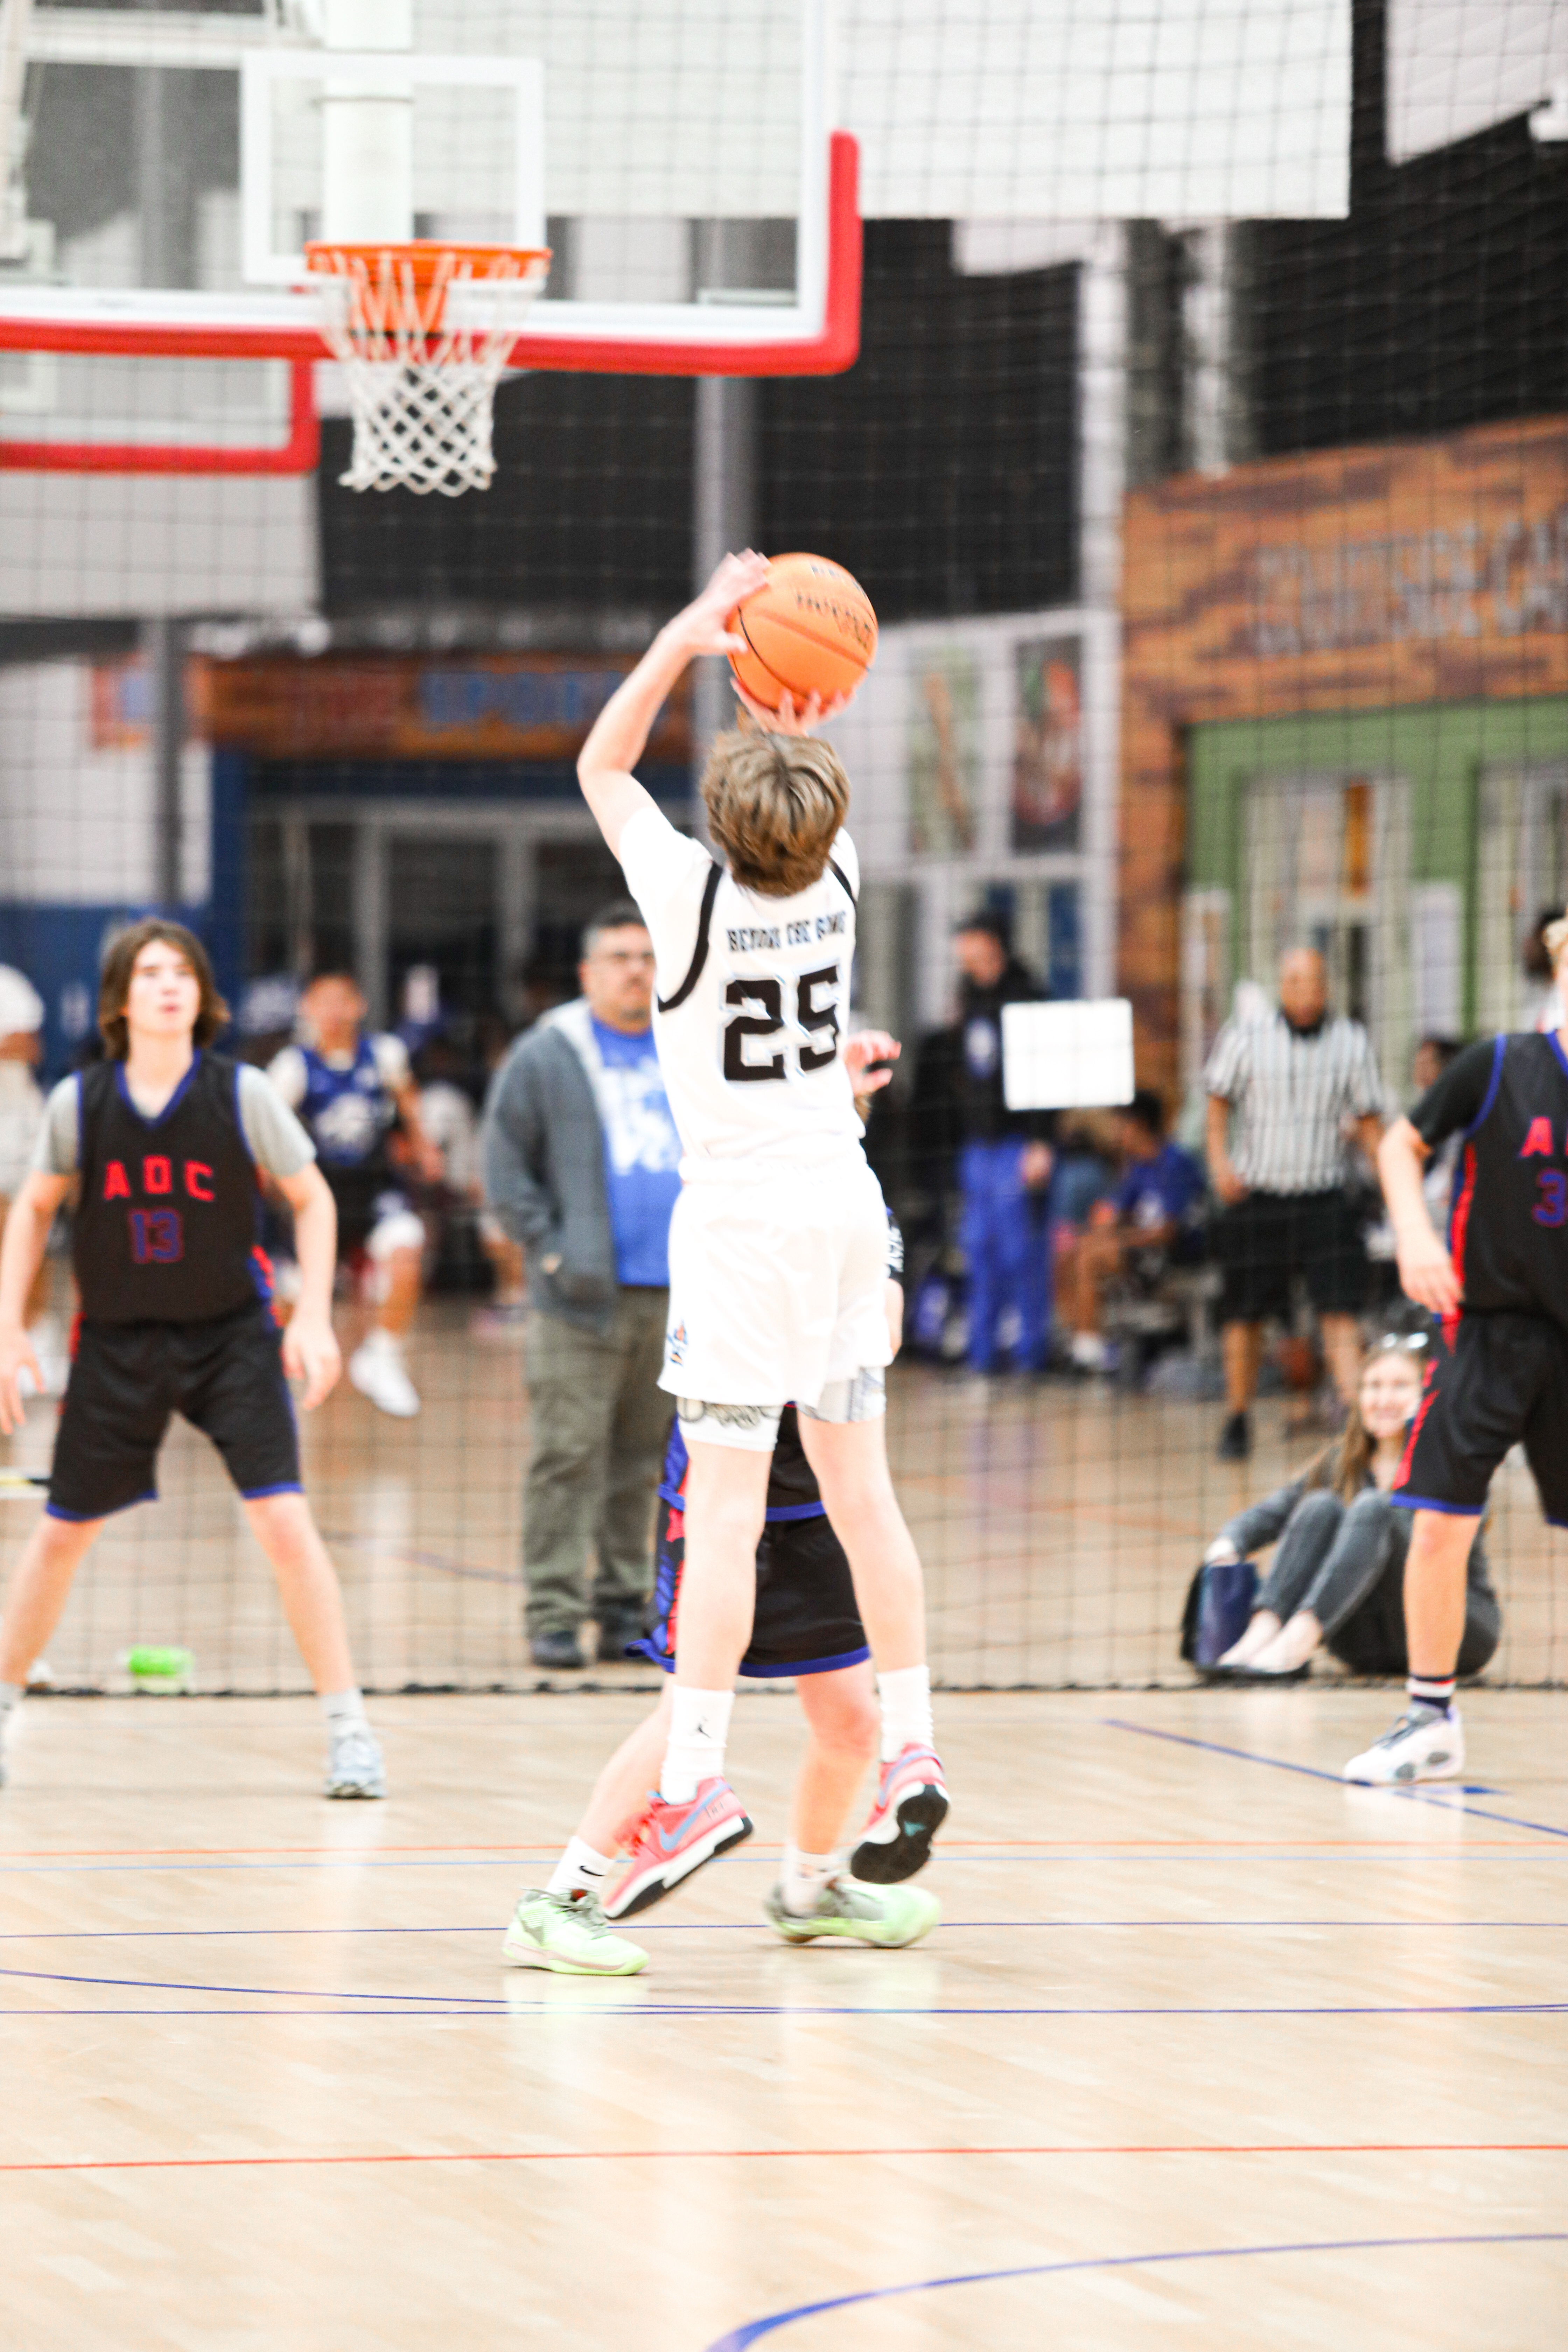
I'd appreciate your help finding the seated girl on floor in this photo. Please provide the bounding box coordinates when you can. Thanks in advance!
[1206,1330,1501,1682]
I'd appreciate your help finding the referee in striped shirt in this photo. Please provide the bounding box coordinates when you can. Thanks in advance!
[1205,948,1386,1459]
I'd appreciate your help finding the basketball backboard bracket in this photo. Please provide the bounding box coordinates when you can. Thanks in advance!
[239,50,547,288]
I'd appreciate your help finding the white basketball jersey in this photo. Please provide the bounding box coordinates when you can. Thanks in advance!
[617,803,862,1168]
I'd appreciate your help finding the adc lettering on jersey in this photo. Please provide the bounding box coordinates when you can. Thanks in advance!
[816,911,846,937]
[727,926,782,953]
[103,1155,220,1203]
[1519,1116,1555,1157]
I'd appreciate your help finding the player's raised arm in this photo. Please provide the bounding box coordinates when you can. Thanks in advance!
[577,551,770,857]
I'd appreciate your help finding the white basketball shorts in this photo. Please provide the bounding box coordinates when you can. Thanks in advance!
[661,1151,892,1414]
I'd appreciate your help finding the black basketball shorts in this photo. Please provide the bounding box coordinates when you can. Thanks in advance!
[48,1301,302,1523]
[1216,1187,1369,1324]
[629,1497,870,1678]
[1392,1309,1568,1528]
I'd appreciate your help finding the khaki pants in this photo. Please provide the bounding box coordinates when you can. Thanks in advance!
[522,1289,673,1638]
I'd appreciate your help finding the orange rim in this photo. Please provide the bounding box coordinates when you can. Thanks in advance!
[303,240,551,293]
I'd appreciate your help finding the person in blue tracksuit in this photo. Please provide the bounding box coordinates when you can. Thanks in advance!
[951,913,1055,1373]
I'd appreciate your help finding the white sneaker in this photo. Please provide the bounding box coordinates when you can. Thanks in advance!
[325,1721,386,1799]
[349,1334,421,1419]
[1343,1705,1464,1786]
[1070,1332,1111,1373]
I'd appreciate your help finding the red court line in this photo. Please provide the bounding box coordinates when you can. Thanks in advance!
[0,1837,1555,1861]
[0,1844,554,1860]
[4,2142,1564,2178]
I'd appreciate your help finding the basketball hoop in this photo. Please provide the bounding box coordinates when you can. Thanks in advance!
[304,242,550,497]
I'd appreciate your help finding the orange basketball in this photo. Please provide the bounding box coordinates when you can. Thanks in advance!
[728,553,877,711]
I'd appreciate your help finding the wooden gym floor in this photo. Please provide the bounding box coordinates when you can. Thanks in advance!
[2,1684,1565,2349]
[2,1302,1563,1693]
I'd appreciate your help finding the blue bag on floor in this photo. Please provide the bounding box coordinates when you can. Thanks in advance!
[1179,1557,1258,1667]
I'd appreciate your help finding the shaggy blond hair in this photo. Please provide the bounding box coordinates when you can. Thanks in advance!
[700,727,850,898]
[1545,905,1568,971]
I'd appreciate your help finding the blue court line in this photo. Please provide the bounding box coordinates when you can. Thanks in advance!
[0,1847,1554,1880]
[0,1963,504,2006]
[2,1966,1562,2020]
[702,2230,1568,2350]
[1102,1718,1568,1842]
[317,1532,523,1589]
[0,2006,500,2017]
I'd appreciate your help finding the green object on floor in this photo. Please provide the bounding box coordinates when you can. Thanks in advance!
[124,1645,195,1693]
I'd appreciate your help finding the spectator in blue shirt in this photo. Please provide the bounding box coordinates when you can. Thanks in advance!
[1057,1088,1205,1373]
[482,903,683,1670]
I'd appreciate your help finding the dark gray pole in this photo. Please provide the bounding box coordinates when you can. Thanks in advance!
[690,220,762,776]
[146,617,184,910]
[691,374,758,769]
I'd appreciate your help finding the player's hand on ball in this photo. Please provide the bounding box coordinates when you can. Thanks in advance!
[844,1029,901,1094]
[0,1324,41,1435]
[732,680,854,735]
[1396,1227,1461,1319]
[678,550,772,657]
[283,1312,342,1411]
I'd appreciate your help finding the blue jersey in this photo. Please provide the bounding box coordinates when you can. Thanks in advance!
[1113,1140,1205,1235]
[589,1016,681,1287]
[297,1038,397,1172]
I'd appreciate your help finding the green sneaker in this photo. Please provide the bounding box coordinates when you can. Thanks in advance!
[764,1875,940,1949]
[502,1889,649,1976]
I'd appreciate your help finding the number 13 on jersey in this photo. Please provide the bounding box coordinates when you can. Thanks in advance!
[723,963,842,1084]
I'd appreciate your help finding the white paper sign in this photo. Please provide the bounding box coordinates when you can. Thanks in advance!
[1001,999,1136,1111]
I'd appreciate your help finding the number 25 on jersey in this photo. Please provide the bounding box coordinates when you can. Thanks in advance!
[722,963,841,1084]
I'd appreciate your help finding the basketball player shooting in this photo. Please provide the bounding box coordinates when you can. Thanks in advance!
[528,552,946,1958]
[0,922,384,1798]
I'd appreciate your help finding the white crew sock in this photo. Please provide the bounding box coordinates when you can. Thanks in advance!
[548,1835,614,1902]
[876,1664,933,1763]
[319,1687,367,1730]
[659,1686,734,1804]
[780,1846,837,1917]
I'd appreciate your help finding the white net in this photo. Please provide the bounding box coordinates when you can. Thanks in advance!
[307,247,548,497]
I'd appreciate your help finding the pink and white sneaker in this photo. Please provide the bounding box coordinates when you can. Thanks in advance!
[603,1777,754,1920]
[850,1744,948,1884]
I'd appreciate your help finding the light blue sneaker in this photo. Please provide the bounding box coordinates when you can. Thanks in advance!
[324,1721,386,1799]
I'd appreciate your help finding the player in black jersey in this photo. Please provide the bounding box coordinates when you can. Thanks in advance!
[1346,938,1568,1784]
[503,1218,941,1975]
[0,921,384,1799]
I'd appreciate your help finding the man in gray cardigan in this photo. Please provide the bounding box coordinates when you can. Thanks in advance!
[483,904,682,1668]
